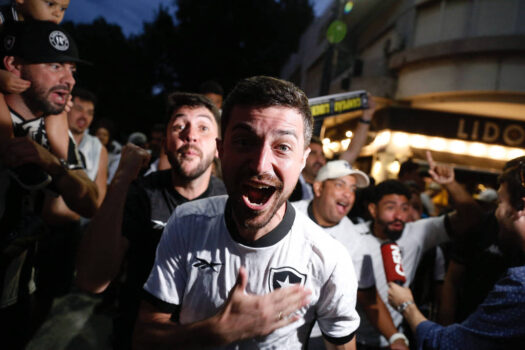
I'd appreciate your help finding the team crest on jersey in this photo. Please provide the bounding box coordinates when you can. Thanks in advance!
[49,31,69,51]
[268,266,307,292]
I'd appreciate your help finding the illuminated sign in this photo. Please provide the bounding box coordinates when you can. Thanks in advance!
[309,90,368,119]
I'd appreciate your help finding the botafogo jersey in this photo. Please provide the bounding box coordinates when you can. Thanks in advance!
[143,195,360,349]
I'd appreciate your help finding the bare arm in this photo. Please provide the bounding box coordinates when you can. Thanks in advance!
[437,260,465,325]
[426,151,483,237]
[94,145,108,206]
[357,288,409,350]
[324,337,356,350]
[133,267,311,349]
[3,137,98,217]
[76,144,150,293]
[339,95,375,165]
[388,283,427,334]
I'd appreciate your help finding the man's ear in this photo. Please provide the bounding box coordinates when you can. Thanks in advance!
[368,202,377,219]
[301,146,311,171]
[313,181,323,198]
[517,197,525,218]
[3,56,21,76]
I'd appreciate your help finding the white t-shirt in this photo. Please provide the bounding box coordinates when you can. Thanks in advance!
[354,216,448,347]
[292,200,374,289]
[144,195,360,349]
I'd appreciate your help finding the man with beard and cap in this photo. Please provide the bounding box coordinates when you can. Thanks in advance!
[133,76,360,349]
[76,92,227,350]
[0,20,98,349]
[353,151,482,349]
[293,160,409,350]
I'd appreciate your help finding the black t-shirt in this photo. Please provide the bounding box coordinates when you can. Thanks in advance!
[115,170,226,347]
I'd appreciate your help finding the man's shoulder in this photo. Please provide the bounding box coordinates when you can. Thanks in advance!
[291,199,310,213]
[172,195,228,220]
[293,209,349,258]
[208,176,227,196]
[139,169,173,189]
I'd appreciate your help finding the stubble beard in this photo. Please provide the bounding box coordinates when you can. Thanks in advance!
[228,172,289,232]
[169,145,215,181]
[20,71,68,116]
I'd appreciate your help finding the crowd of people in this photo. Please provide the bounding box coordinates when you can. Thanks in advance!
[0,4,524,350]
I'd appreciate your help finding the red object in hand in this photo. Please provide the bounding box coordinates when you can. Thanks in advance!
[381,241,406,285]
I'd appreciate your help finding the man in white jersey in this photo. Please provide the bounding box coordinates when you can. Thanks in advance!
[354,152,482,349]
[293,160,410,350]
[135,76,360,349]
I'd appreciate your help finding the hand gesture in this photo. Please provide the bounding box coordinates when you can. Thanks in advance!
[426,151,454,185]
[64,94,74,113]
[0,70,31,94]
[215,267,311,344]
[115,143,151,182]
[387,282,414,311]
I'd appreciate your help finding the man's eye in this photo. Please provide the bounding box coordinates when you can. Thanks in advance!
[277,144,290,152]
[200,125,209,132]
[173,125,185,131]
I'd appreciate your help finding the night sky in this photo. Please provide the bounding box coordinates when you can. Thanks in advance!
[65,0,331,36]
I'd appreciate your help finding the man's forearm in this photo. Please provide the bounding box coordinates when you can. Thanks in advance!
[52,168,98,218]
[443,180,483,237]
[75,173,132,293]
[358,289,399,339]
[402,303,427,334]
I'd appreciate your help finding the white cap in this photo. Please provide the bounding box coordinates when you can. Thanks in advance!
[475,188,498,203]
[315,160,370,188]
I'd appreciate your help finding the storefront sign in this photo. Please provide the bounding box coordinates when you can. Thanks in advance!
[309,90,368,119]
[385,108,525,148]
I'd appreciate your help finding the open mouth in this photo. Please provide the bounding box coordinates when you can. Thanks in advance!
[242,183,276,210]
[335,200,349,213]
[51,90,68,104]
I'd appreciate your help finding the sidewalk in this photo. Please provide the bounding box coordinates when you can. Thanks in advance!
[27,292,112,350]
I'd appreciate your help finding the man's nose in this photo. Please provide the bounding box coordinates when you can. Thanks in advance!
[251,143,273,174]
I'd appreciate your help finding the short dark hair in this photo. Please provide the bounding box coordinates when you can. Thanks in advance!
[198,80,224,96]
[398,159,419,179]
[310,135,322,146]
[221,76,313,148]
[499,156,525,211]
[72,87,97,106]
[371,179,411,204]
[165,92,221,127]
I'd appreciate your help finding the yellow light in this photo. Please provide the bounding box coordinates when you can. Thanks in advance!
[341,138,351,150]
[448,140,467,154]
[410,135,428,149]
[428,137,447,151]
[507,148,525,159]
[375,131,391,147]
[469,143,487,157]
[329,141,341,153]
[322,138,331,145]
[372,161,382,178]
[388,160,400,174]
[345,130,353,138]
[392,132,409,148]
[487,145,506,160]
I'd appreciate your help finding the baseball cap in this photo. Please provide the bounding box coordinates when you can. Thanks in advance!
[1,20,90,65]
[315,160,370,188]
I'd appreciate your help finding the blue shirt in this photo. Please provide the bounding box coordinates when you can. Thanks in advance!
[416,266,525,349]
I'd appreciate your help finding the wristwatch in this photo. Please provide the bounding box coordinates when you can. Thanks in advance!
[396,300,414,313]
[51,158,70,179]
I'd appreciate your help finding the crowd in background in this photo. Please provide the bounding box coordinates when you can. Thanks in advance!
[0,3,524,350]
